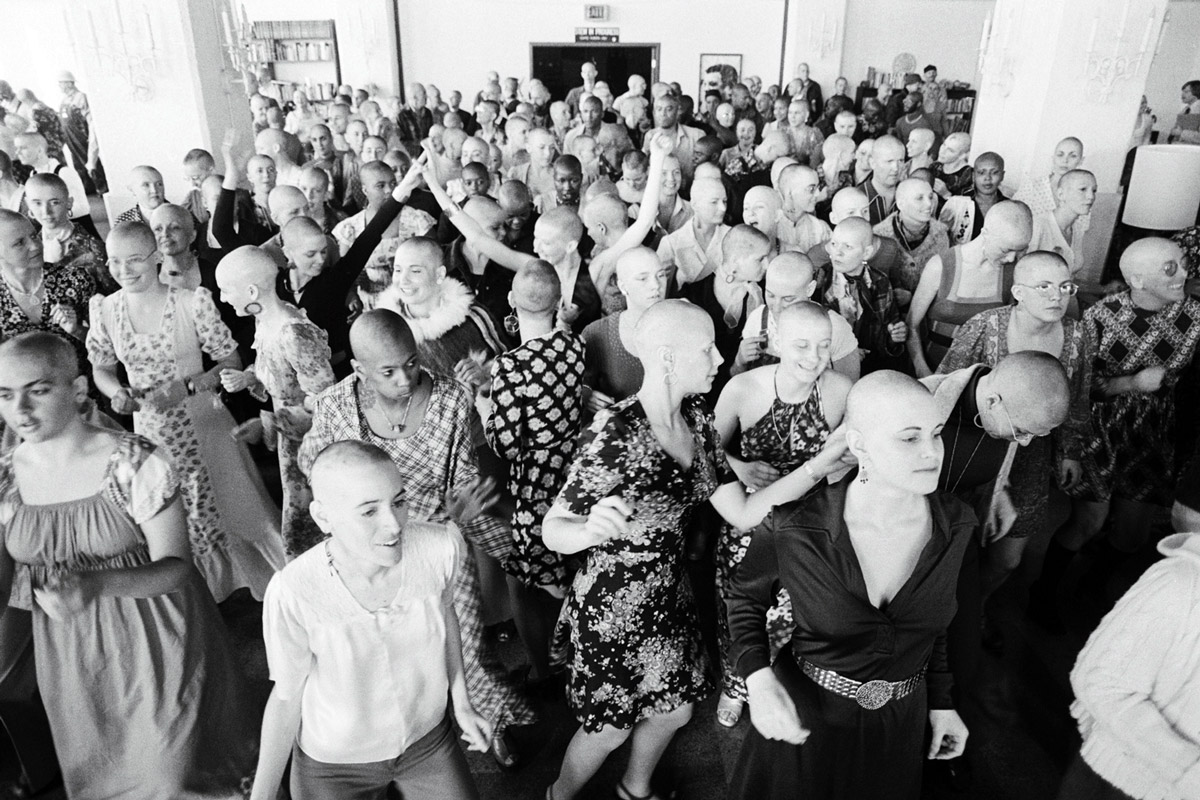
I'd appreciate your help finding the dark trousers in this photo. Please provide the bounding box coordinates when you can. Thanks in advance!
[290,715,478,800]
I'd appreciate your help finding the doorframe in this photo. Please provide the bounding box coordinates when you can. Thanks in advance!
[529,42,661,87]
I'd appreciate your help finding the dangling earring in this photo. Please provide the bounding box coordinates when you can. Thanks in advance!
[858,465,869,484]
[504,307,520,336]
[244,301,263,315]
[663,367,678,386]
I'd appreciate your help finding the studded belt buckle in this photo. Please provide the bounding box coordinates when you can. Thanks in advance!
[855,679,895,710]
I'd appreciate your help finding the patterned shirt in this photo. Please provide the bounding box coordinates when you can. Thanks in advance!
[301,375,511,560]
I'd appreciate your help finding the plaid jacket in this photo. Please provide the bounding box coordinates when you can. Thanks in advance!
[301,374,512,559]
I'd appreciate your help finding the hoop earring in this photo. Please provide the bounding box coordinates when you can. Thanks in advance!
[973,412,984,429]
[244,301,263,315]
[663,368,678,386]
[503,308,520,336]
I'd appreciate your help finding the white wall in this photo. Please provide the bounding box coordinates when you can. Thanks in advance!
[395,0,787,107]
[1144,1,1200,135]
[841,0,995,87]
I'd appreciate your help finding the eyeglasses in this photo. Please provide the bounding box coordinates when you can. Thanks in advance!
[106,252,157,270]
[1015,281,1079,298]
[995,397,1041,446]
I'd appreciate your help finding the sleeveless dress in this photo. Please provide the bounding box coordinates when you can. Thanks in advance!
[0,435,256,799]
[923,246,1014,371]
[716,374,831,701]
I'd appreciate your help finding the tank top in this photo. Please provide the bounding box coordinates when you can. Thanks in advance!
[737,373,830,474]
[924,246,1013,371]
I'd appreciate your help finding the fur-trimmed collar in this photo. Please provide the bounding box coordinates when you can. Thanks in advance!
[377,277,474,343]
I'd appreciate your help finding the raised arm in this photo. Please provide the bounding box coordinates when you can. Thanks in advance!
[323,158,428,300]
[422,154,530,273]
[906,252,944,378]
[214,129,258,249]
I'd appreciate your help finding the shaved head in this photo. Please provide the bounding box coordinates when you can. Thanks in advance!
[846,370,936,433]
[1119,236,1184,283]
[776,301,831,340]
[106,220,157,252]
[615,246,662,281]
[464,196,506,227]
[767,251,817,286]
[215,245,280,290]
[310,440,398,500]
[635,299,710,355]
[0,330,82,382]
[350,308,417,366]
[987,351,1070,434]
[150,202,193,229]
[512,259,561,314]
[583,194,628,231]
[1014,250,1069,284]
[984,200,1033,241]
[835,215,874,248]
[830,187,870,223]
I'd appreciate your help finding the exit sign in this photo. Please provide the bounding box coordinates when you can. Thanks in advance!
[584,4,609,20]
[575,26,619,42]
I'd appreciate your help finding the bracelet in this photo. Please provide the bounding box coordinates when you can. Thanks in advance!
[803,462,818,482]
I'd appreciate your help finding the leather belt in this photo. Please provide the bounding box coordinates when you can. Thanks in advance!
[798,658,926,710]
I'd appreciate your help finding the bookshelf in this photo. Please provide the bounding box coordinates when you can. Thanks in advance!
[247,20,341,102]
[944,88,976,134]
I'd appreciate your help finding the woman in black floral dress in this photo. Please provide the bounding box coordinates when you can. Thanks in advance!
[479,261,585,683]
[543,300,845,800]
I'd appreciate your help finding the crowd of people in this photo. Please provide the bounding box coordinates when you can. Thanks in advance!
[0,56,1199,800]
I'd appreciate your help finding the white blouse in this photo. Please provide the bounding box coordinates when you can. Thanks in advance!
[263,520,464,764]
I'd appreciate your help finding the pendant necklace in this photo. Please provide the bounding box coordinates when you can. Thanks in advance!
[378,375,421,433]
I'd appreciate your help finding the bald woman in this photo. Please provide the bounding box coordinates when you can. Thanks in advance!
[727,371,974,800]
[545,300,844,800]
[216,245,335,557]
[908,200,1033,376]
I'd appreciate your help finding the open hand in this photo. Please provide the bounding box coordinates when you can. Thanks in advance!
[446,476,499,524]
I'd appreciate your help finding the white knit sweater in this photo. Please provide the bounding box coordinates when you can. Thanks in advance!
[1070,533,1200,800]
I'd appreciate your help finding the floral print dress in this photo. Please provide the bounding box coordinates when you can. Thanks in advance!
[250,312,335,557]
[716,376,830,702]
[484,328,585,594]
[553,395,731,731]
[88,287,283,600]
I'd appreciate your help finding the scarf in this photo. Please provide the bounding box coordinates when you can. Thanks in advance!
[829,267,871,326]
